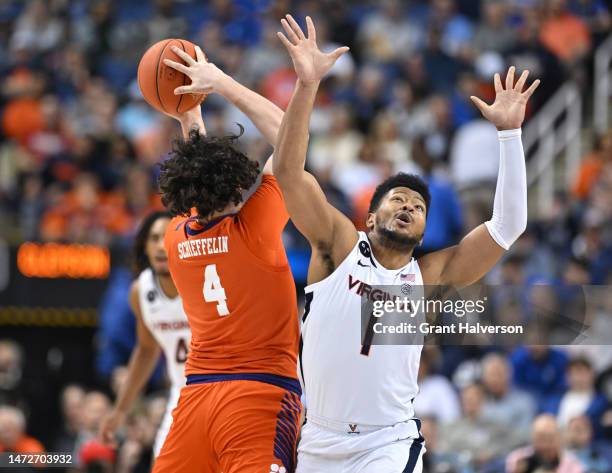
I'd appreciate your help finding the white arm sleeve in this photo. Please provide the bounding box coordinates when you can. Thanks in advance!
[484,128,527,250]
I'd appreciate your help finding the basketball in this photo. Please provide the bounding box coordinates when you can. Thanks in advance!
[137,38,206,116]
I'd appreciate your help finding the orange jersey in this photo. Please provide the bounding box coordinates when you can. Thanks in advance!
[165,176,299,379]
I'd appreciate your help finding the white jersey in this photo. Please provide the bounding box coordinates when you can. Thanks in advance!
[138,268,191,388]
[300,232,423,429]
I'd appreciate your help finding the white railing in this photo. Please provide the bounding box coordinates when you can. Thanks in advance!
[594,33,612,134]
[522,82,582,216]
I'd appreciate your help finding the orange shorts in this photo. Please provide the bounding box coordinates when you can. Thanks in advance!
[152,374,303,473]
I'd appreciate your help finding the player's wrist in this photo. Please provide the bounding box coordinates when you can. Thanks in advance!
[215,74,240,101]
[497,128,522,139]
[297,78,320,89]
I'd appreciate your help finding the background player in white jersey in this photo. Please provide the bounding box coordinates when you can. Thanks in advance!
[99,211,191,456]
[274,15,541,473]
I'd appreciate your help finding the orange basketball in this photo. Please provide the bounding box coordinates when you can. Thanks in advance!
[137,39,206,116]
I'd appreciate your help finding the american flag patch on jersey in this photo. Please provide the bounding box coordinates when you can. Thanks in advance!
[400,273,416,282]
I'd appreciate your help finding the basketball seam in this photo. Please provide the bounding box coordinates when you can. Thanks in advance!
[155,39,173,114]
[176,40,189,114]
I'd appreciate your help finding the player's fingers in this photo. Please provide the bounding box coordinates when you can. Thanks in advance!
[174,85,196,95]
[281,19,300,44]
[163,59,190,75]
[329,46,350,61]
[306,16,316,42]
[194,45,206,62]
[277,32,296,52]
[494,73,503,93]
[470,96,489,115]
[286,14,305,40]
[171,46,196,66]
[522,79,541,99]
[514,69,529,92]
[505,65,515,90]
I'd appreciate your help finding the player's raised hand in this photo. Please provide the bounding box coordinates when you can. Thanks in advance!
[163,46,229,96]
[277,15,349,85]
[470,67,540,131]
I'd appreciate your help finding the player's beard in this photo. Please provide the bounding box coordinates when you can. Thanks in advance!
[375,214,422,251]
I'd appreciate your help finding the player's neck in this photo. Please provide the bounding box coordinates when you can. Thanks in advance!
[197,205,240,226]
[369,236,414,270]
[158,274,179,299]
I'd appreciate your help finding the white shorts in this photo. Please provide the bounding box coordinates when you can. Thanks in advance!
[296,417,425,473]
[153,386,181,457]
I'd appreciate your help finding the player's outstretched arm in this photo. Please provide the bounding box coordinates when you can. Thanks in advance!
[420,67,540,287]
[99,281,161,446]
[274,15,357,261]
[165,46,282,153]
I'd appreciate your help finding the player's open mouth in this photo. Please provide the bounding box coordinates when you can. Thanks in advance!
[394,212,411,226]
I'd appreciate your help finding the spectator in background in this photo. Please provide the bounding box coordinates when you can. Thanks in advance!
[440,383,521,467]
[147,0,187,45]
[9,0,64,55]
[428,0,474,60]
[480,353,536,440]
[420,415,463,473]
[331,138,386,203]
[450,118,499,190]
[347,65,387,132]
[511,346,568,411]
[506,414,584,473]
[308,103,364,176]
[369,113,412,170]
[565,415,611,473]
[414,347,461,424]
[473,0,515,54]
[422,27,464,95]
[571,216,612,284]
[240,19,289,85]
[0,405,45,453]
[504,8,565,107]
[73,391,111,463]
[539,0,591,66]
[0,340,24,409]
[573,130,612,200]
[78,440,115,473]
[569,0,611,45]
[40,173,133,245]
[356,0,422,64]
[53,384,85,453]
[546,358,608,434]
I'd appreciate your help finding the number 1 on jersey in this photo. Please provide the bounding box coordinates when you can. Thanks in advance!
[203,264,229,316]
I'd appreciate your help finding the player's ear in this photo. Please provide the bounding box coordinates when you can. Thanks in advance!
[366,213,375,231]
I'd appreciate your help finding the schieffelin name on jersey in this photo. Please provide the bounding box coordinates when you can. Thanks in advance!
[177,236,229,259]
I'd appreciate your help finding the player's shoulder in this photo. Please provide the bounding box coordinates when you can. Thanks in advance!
[129,278,141,310]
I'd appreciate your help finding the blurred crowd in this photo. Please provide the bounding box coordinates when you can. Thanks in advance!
[1,0,612,472]
[0,0,610,249]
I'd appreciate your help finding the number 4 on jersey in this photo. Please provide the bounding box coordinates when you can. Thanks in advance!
[203,264,229,316]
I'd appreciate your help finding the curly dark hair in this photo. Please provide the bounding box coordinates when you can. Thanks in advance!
[159,127,260,218]
[133,210,172,274]
[368,173,431,213]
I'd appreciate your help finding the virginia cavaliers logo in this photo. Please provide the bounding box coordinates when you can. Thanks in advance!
[348,423,360,434]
